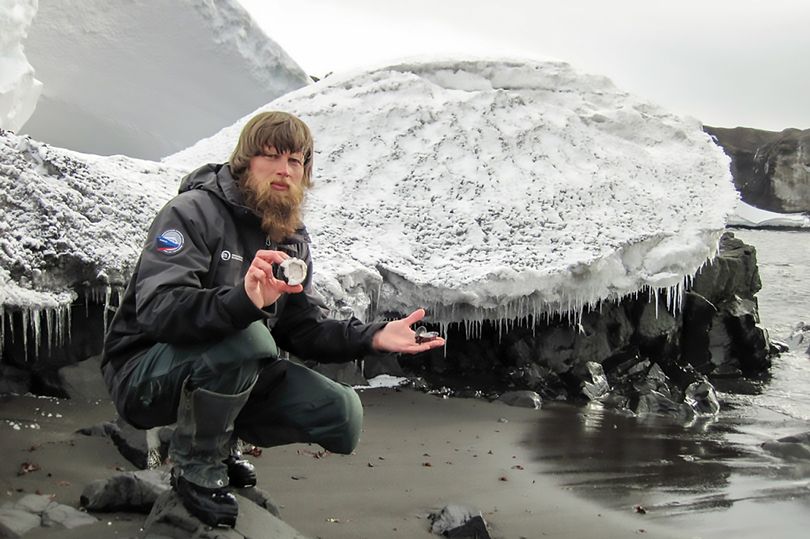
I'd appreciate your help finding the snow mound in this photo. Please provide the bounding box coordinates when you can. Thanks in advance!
[168,58,738,325]
[0,130,181,314]
[19,0,310,160]
[0,0,41,131]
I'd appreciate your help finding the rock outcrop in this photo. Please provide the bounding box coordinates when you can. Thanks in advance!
[705,125,810,213]
[406,232,774,418]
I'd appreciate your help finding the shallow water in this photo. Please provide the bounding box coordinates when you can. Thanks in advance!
[529,228,810,539]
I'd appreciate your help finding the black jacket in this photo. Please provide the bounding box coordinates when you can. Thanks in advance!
[101,163,382,377]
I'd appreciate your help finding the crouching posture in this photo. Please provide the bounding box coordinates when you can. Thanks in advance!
[101,111,444,527]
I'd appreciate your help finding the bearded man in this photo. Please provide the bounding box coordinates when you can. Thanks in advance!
[101,111,444,528]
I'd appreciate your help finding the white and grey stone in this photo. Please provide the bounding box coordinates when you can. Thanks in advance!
[428,504,491,538]
[498,390,542,409]
[0,494,97,537]
[81,469,172,513]
[143,490,307,539]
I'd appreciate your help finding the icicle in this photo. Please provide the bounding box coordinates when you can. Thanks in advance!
[0,306,4,359]
[32,308,41,360]
[440,320,448,358]
[669,285,675,312]
[671,284,676,312]
[66,303,72,343]
[103,285,112,331]
[675,283,680,312]
[56,305,66,348]
[21,309,29,362]
[45,308,53,352]
[52,304,69,351]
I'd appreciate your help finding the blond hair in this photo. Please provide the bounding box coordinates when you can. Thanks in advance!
[229,111,314,186]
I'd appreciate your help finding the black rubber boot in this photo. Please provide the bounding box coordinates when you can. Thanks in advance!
[225,450,257,488]
[169,380,254,527]
[172,472,238,528]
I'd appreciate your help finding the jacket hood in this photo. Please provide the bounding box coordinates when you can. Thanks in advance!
[177,163,310,243]
[178,163,238,202]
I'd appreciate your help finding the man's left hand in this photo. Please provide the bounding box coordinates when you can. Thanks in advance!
[371,308,446,354]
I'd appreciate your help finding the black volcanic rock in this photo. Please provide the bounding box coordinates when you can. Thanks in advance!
[405,232,774,416]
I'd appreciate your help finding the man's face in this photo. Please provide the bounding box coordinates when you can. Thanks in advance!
[241,146,307,241]
[247,146,306,190]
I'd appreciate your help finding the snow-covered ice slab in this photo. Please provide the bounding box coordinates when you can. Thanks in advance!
[168,58,738,326]
[0,131,180,313]
[0,128,187,357]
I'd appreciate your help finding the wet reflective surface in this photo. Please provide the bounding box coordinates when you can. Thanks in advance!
[529,398,810,537]
[527,229,810,538]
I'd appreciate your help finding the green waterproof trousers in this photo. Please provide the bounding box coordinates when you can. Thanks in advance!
[118,321,363,456]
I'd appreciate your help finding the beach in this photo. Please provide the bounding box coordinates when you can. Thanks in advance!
[1,359,683,538]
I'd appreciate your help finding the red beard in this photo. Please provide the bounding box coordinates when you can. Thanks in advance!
[240,172,305,243]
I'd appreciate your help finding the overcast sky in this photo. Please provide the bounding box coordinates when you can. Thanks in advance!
[238,0,809,131]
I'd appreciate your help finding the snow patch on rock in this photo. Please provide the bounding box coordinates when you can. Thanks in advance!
[728,200,810,228]
[0,129,182,354]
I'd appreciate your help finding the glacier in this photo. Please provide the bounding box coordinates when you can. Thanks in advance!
[17,0,312,159]
[0,0,41,132]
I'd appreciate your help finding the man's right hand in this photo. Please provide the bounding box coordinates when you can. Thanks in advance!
[244,250,304,309]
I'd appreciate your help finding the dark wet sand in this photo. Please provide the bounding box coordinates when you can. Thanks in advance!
[1,360,683,539]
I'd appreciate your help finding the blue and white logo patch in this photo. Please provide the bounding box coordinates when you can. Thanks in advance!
[156,229,184,255]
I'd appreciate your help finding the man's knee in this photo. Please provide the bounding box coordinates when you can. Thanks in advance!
[192,322,278,394]
[321,385,363,454]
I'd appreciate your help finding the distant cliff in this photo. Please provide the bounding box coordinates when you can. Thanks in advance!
[705,126,810,213]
